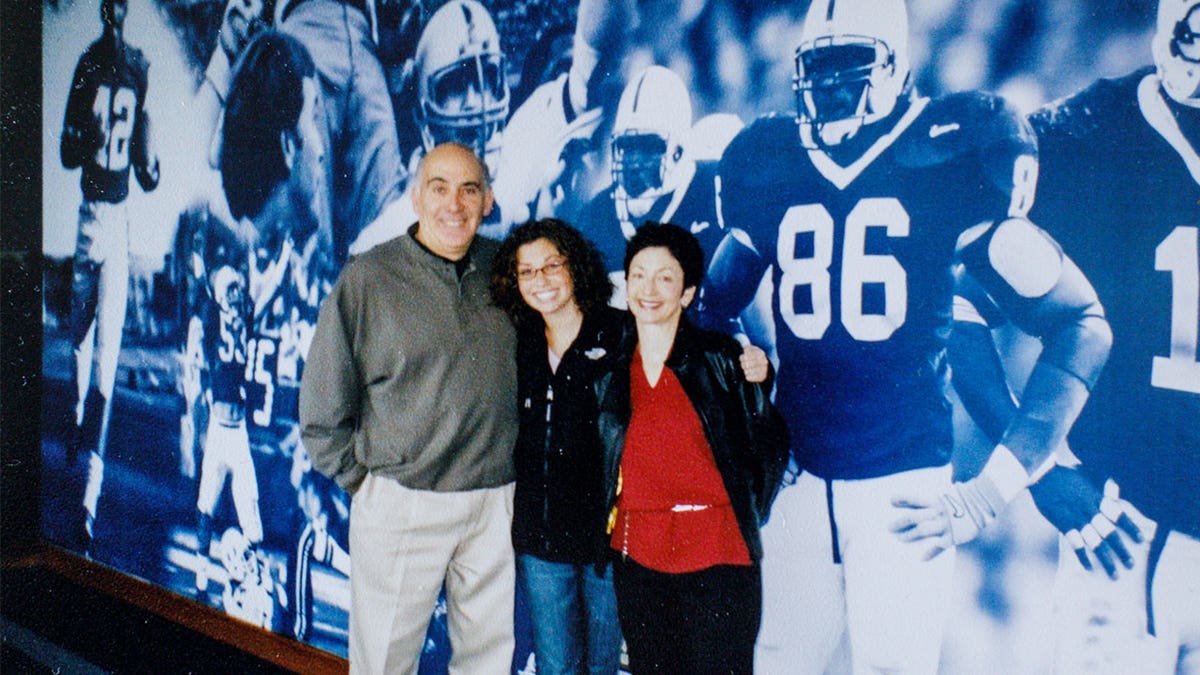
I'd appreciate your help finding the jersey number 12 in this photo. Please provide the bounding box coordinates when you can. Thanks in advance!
[91,84,135,171]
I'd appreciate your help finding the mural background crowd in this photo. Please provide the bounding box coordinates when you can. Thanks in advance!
[39,0,1195,672]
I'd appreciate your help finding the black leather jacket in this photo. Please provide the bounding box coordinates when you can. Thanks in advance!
[595,317,791,561]
[512,306,626,564]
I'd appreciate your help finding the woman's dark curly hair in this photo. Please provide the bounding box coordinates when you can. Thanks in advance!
[490,218,614,326]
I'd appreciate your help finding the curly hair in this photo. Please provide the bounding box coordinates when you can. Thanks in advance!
[490,218,614,326]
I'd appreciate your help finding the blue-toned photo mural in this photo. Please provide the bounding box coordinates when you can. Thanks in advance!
[41,0,1198,672]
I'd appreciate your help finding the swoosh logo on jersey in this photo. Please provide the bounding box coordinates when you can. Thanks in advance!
[929,123,960,138]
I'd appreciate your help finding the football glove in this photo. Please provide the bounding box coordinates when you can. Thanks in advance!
[1029,466,1142,579]
[892,445,1029,560]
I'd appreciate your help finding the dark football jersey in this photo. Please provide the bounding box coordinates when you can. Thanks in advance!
[245,246,332,449]
[1030,69,1200,537]
[578,161,726,277]
[709,92,1038,480]
[201,270,248,409]
[62,37,150,204]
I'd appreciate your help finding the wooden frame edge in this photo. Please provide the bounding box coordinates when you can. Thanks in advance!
[11,544,348,675]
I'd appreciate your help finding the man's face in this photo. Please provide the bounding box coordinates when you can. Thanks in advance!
[412,143,494,261]
[284,77,330,250]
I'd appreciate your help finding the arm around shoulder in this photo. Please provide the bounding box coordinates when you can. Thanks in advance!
[723,339,789,521]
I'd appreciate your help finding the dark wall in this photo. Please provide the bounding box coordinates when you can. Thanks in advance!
[1,0,43,561]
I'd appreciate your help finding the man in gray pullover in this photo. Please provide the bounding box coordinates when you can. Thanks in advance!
[300,141,518,674]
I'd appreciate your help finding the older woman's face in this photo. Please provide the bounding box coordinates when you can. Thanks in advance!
[516,238,576,319]
[626,246,694,327]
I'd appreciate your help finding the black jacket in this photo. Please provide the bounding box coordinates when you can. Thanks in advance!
[512,306,626,563]
[595,317,791,561]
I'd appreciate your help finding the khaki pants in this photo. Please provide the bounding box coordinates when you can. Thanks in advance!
[349,473,515,674]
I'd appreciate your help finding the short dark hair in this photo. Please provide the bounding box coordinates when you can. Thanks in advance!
[490,218,614,326]
[220,30,315,221]
[624,221,705,289]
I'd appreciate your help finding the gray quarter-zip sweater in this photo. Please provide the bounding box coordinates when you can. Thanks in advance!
[300,228,517,494]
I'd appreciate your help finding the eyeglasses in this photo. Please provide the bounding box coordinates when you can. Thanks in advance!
[516,259,567,281]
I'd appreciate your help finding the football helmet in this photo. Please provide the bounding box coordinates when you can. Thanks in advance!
[793,0,911,148]
[611,66,692,221]
[414,0,509,174]
[1154,0,1200,107]
[219,527,256,584]
[209,265,246,317]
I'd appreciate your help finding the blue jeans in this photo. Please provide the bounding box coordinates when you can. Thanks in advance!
[517,554,622,675]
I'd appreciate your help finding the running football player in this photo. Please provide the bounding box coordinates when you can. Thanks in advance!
[954,1,1200,670]
[694,0,1113,671]
[60,0,160,555]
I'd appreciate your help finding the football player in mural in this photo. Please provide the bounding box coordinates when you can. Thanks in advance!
[191,234,267,602]
[352,0,633,251]
[219,525,287,631]
[951,0,1200,671]
[494,0,635,231]
[693,0,1113,672]
[410,0,509,180]
[576,65,735,306]
[286,446,350,642]
[59,0,160,555]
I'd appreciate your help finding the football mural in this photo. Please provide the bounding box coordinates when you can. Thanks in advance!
[40,0,1199,672]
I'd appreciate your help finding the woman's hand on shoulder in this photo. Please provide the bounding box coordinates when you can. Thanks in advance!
[739,344,769,384]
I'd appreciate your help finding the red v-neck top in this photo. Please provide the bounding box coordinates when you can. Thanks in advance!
[610,349,751,572]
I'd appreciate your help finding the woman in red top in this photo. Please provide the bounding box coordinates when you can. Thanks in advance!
[595,223,790,673]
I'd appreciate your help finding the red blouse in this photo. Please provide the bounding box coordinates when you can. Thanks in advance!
[610,349,751,573]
